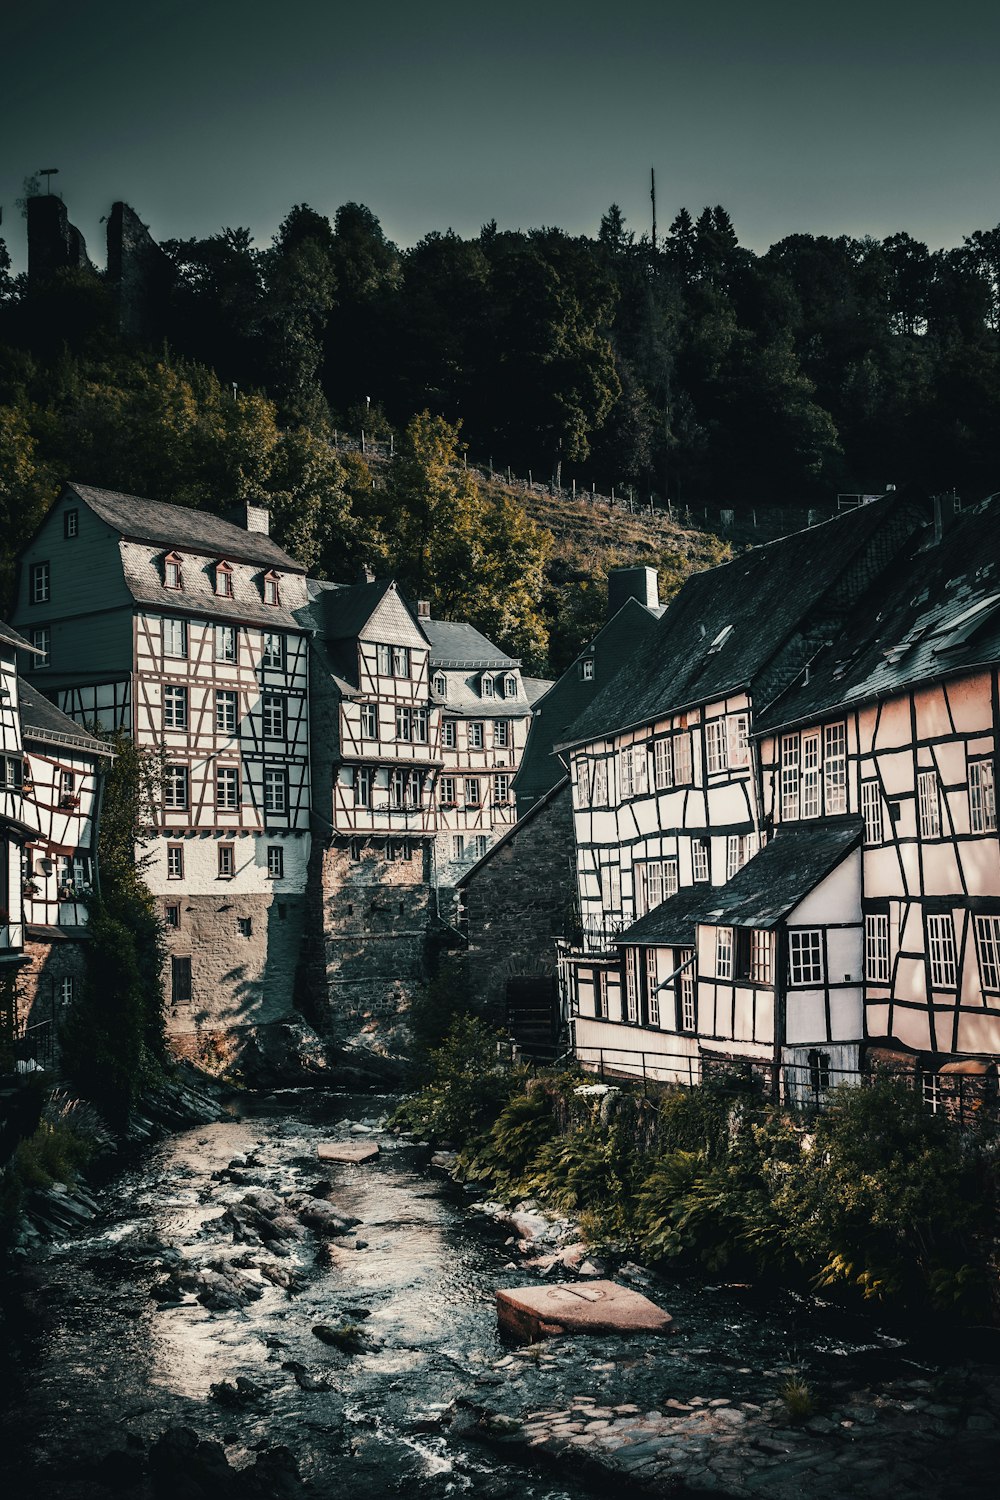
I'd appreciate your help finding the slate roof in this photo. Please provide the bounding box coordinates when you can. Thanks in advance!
[0,621,41,654]
[18,680,114,756]
[522,677,553,706]
[515,599,662,807]
[311,577,397,641]
[68,482,302,571]
[422,618,519,668]
[620,820,862,945]
[757,494,1000,733]
[555,494,910,752]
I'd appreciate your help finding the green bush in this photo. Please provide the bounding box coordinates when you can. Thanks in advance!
[390,1015,518,1148]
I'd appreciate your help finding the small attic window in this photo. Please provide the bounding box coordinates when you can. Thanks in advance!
[433,674,447,698]
[64,509,79,539]
[706,624,733,655]
[481,673,495,698]
[579,658,595,681]
[163,552,183,590]
[503,673,518,698]
[263,570,280,606]
[215,560,233,598]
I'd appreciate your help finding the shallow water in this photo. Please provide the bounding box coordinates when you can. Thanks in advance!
[0,1090,982,1497]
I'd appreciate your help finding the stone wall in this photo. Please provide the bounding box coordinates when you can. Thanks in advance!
[16,931,90,1067]
[106,201,174,342]
[26,196,93,280]
[459,780,577,1020]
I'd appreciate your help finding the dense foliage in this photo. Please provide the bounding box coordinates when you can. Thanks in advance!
[397,1020,998,1320]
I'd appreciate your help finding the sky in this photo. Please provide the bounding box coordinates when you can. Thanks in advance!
[3,0,999,271]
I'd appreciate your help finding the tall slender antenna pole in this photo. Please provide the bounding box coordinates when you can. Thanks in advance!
[650,167,657,250]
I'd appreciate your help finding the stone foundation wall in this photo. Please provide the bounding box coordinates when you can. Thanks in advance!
[162,892,307,1041]
[459,782,576,1020]
[16,933,90,1067]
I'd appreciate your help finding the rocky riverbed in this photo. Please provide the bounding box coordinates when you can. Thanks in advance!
[1,1088,997,1498]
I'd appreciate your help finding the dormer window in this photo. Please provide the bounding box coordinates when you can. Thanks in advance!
[263,571,280,606]
[163,552,183,590]
[706,624,733,655]
[579,658,594,681]
[215,560,234,598]
[503,674,517,698]
[433,674,447,698]
[481,673,495,698]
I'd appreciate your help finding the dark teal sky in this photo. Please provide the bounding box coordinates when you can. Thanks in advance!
[3,0,998,270]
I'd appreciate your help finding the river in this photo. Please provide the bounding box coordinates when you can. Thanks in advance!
[1,1089,996,1498]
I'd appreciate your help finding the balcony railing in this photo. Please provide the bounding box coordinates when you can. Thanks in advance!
[578,914,628,953]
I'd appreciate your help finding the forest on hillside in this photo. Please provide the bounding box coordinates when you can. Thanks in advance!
[0,195,997,669]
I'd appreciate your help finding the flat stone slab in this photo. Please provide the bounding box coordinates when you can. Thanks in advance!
[317,1142,380,1163]
[496,1280,672,1341]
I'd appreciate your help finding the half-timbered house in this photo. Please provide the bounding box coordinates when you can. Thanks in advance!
[11,483,311,1058]
[754,492,1000,1099]
[555,493,926,1080]
[0,624,35,1069]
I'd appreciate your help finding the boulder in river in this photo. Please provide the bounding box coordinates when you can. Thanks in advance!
[317,1140,380,1163]
[496,1281,673,1341]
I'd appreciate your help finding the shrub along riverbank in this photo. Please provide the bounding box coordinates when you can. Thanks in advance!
[394,1018,1000,1323]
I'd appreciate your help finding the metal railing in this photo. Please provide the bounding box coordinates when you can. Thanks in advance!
[13,1019,57,1074]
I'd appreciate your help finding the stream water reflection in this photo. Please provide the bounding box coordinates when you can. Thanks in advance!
[1,1088,989,1499]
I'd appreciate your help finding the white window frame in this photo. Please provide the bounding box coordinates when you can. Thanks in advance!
[31,626,51,667]
[163,617,187,659]
[620,745,636,798]
[865,912,890,984]
[442,719,457,749]
[751,929,772,985]
[392,645,410,678]
[493,773,512,804]
[166,843,184,879]
[861,780,883,845]
[653,737,673,790]
[464,777,482,807]
[645,948,660,1027]
[439,775,456,805]
[262,694,285,740]
[263,631,284,669]
[624,949,639,1023]
[452,835,465,861]
[926,913,957,988]
[679,954,696,1032]
[163,685,187,730]
[673,731,693,785]
[503,674,518,698]
[780,733,800,821]
[214,624,237,663]
[30,560,50,604]
[468,722,484,750]
[267,845,284,879]
[726,712,750,768]
[216,690,238,735]
[692,838,710,882]
[481,673,495,699]
[788,928,824,986]
[263,768,287,815]
[974,914,1000,991]
[969,759,996,834]
[164,764,189,810]
[801,730,821,819]
[433,673,447,697]
[918,769,941,838]
[413,708,429,743]
[580,658,594,681]
[355,766,372,807]
[376,643,392,676]
[216,766,240,811]
[494,719,511,748]
[592,758,608,804]
[824,722,847,814]
[360,703,378,739]
[218,842,235,879]
[705,719,728,775]
[715,927,734,980]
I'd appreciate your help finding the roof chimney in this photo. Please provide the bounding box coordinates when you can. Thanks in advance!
[607,566,659,619]
[238,502,270,535]
[357,564,376,584]
[417,600,431,620]
[932,492,959,546]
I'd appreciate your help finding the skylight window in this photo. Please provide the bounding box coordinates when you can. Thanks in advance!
[706,624,733,655]
[932,593,1000,654]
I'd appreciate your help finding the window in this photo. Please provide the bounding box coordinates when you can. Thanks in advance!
[468,722,484,750]
[404,770,422,809]
[163,685,188,730]
[580,658,594,681]
[673,732,693,785]
[663,857,679,897]
[503,674,517,699]
[493,773,512,804]
[692,838,710,882]
[801,730,821,819]
[865,913,890,983]
[439,775,457,805]
[620,746,636,798]
[824,723,847,814]
[163,553,183,590]
[218,843,235,878]
[595,968,608,1019]
[263,631,284,669]
[727,713,750,769]
[392,645,410,677]
[969,760,996,834]
[918,770,941,838]
[591,759,608,804]
[171,956,192,1005]
[262,695,285,739]
[31,626,51,667]
[360,703,378,738]
[926,913,957,988]
[678,953,696,1031]
[238,916,253,937]
[264,768,287,815]
[751,929,771,984]
[216,766,240,811]
[862,781,883,845]
[376,643,392,676]
[164,765,189,810]
[216,690,238,734]
[922,1071,942,1115]
[389,769,406,809]
[472,835,489,859]
[716,927,734,980]
[433,674,447,697]
[442,719,457,749]
[165,904,180,929]
[30,561,50,604]
[263,571,280,606]
[64,509,79,539]
[396,707,413,741]
[452,835,465,861]
[164,617,187,659]
[413,707,429,743]
[788,929,824,986]
[624,949,639,1022]
[808,1050,831,1094]
[215,624,237,663]
[974,914,1000,991]
[349,839,363,861]
[705,719,728,775]
[267,844,284,879]
[781,734,800,821]
[653,737,673,790]
[387,839,411,862]
[645,949,660,1027]
[494,720,511,749]
[707,624,733,654]
[354,766,372,807]
[215,561,233,597]
[464,777,482,806]
[481,674,495,699]
[166,844,184,879]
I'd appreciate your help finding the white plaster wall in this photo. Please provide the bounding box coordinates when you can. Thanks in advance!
[145,830,310,896]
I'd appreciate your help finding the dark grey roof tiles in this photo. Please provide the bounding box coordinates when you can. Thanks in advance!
[422,618,518,668]
[0,620,39,654]
[556,494,914,752]
[616,884,714,947]
[18,679,114,755]
[68,482,303,571]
